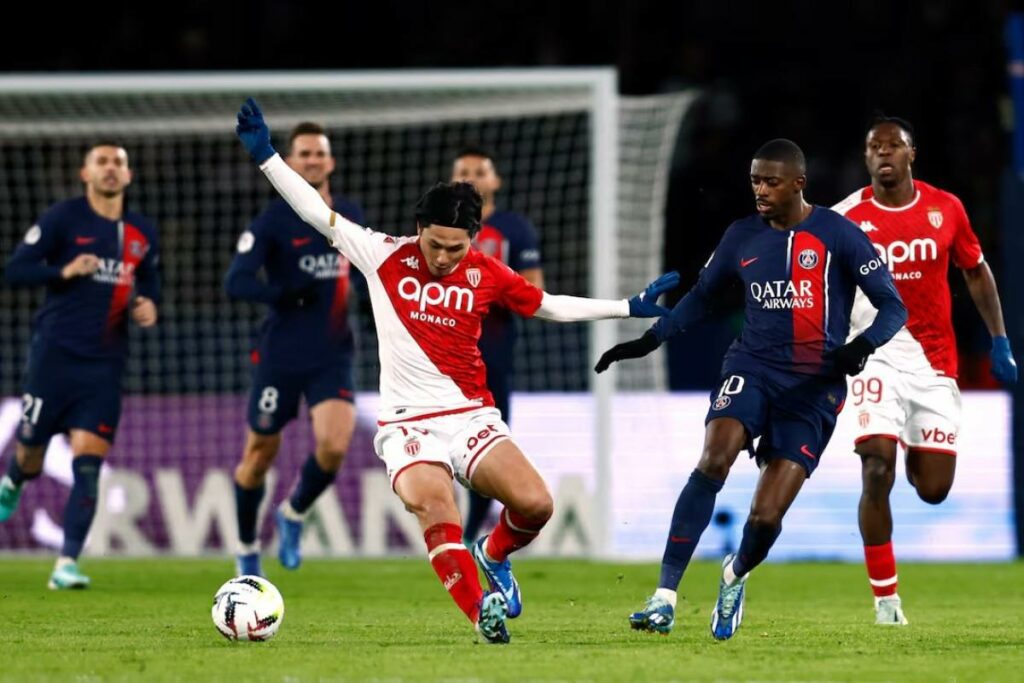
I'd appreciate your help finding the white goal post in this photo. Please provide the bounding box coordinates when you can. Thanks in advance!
[0,70,695,558]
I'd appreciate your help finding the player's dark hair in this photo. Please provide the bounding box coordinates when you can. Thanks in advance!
[753,138,806,173]
[415,181,482,235]
[453,145,495,165]
[868,114,915,146]
[288,121,328,153]
[82,140,127,163]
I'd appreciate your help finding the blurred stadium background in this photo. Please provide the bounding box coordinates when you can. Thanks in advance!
[0,1,1022,565]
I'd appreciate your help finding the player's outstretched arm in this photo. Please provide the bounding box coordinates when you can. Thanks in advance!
[236,98,381,274]
[533,271,680,322]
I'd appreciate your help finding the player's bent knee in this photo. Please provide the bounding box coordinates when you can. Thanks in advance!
[746,509,783,530]
[915,481,951,505]
[314,446,346,472]
[861,458,895,495]
[512,490,554,524]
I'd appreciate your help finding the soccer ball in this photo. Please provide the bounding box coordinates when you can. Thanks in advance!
[212,575,285,641]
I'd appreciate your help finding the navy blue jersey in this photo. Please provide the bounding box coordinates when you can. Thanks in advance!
[225,194,363,372]
[653,207,906,376]
[5,196,161,361]
[474,210,542,366]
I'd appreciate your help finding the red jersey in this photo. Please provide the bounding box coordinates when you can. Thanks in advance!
[834,180,984,378]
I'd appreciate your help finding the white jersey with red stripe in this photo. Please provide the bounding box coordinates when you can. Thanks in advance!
[834,180,984,378]
[331,220,542,422]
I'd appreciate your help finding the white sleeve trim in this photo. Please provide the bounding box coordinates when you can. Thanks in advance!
[534,293,629,322]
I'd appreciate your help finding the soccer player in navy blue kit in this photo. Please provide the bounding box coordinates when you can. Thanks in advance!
[451,148,544,544]
[596,139,907,639]
[226,122,364,577]
[0,142,160,589]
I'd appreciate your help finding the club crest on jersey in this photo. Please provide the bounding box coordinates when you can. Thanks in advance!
[798,249,819,269]
[466,268,481,288]
[858,412,870,428]
[927,209,943,229]
[129,240,146,258]
[404,438,421,457]
[712,396,731,411]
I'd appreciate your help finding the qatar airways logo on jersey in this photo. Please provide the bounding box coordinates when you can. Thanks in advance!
[870,238,938,281]
[749,279,815,310]
[91,258,135,286]
[299,253,349,279]
[398,276,475,327]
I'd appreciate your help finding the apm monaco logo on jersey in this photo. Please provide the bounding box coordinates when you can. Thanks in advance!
[870,238,937,280]
[798,249,819,269]
[299,253,349,279]
[749,280,814,310]
[398,276,475,327]
[91,258,136,286]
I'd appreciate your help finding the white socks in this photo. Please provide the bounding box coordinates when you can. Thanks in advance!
[654,587,677,608]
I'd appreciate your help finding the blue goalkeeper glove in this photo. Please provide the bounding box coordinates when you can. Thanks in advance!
[628,271,680,318]
[235,97,276,164]
[990,336,1018,384]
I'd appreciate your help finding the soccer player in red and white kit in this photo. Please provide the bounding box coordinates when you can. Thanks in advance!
[236,98,679,644]
[833,116,1018,625]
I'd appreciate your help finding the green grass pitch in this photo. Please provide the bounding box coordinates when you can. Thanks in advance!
[1,557,1021,682]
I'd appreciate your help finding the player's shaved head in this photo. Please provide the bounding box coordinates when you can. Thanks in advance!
[868,115,915,147]
[753,138,806,174]
[415,181,482,235]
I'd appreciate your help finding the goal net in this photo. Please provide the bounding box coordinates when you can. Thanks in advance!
[0,71,694,557]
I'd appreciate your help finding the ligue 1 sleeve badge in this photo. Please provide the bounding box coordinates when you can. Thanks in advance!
[712,395,731,410]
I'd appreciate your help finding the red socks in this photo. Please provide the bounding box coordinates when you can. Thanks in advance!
[424,523,483,623]
[864,541,898,598]
[484,508,546,563]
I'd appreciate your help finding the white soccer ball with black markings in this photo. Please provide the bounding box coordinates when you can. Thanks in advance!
[212,575,285,641]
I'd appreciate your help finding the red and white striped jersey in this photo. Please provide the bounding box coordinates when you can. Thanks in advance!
[834,180,984,378]
[325,215,543,421]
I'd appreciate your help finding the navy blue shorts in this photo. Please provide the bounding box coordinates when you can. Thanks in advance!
[704,368,846,477]
[18,343,124,446]
[247,357,355,435]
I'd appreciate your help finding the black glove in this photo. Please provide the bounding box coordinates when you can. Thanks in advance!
[594,330,661,373]
[277,280,320,309]
[831,335,875,376]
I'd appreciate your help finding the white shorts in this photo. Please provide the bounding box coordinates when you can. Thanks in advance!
[849,359,961,454]
[373,407,512,489]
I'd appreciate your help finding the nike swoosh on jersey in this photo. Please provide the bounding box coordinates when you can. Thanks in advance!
[800,444,817,459]
[292,237,313,247]
[740,257,758,267]
[75,236,97,245]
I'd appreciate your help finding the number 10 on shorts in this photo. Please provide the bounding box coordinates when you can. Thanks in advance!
[713,375,743,410]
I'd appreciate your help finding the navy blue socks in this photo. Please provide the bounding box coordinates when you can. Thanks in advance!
[658,469,725,590]
[61,455,102,559]
[288,454,336,514]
